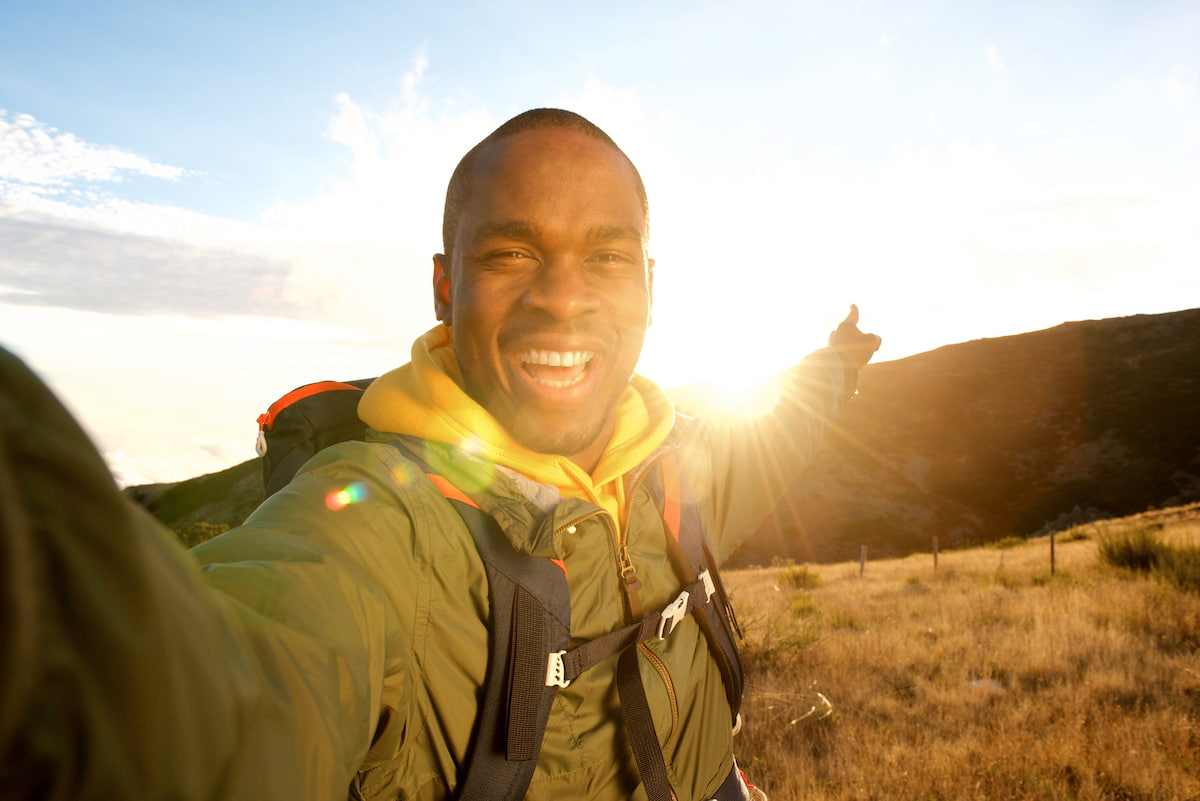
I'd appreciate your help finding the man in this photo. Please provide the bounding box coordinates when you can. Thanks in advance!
[0,109,879,800]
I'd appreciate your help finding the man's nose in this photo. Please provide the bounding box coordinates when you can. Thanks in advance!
[522,256,599,320]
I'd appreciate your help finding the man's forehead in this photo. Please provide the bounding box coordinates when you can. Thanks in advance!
[468,133,643,210]
[475,127,632,180]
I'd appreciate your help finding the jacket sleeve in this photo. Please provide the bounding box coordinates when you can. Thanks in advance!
[676,347,855,564]
[0,347,402,801]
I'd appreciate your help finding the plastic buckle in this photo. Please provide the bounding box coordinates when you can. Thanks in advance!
[699,569,716,603]
[546,650,570,688]
[657,590,690,640]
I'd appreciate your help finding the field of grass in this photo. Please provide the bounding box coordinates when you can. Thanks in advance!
[726,504,1200,800]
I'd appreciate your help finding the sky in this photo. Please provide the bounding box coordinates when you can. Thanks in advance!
[2,0,1198,487]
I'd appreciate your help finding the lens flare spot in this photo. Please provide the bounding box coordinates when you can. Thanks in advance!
[326,481,368,510]
[459,435,486,458]
[390,461,418,487]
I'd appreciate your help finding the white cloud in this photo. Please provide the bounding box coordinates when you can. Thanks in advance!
[0,110,280,262]
[258,60,497,339]
[402,42,429,99]
[985,44,1003,73]
[1167,63,1196,111]
[0,213,296,316]
[0,110,186,188]
[0,114,301,320]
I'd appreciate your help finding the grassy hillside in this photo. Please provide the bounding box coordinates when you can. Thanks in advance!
[124,458,262,540]
[727,503,1200,800]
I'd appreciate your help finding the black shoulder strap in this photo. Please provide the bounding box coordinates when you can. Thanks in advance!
[446,496,571,801]
[613,454,748,801]
[404,460,570,801]
[647,453,745,721]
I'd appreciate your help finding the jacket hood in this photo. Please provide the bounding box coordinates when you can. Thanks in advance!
[358,326,675,509]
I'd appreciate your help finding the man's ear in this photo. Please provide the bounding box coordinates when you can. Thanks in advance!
[433,254,452,326]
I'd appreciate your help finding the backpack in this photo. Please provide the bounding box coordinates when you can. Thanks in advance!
[255,378,375,497]
[255,381,747,801]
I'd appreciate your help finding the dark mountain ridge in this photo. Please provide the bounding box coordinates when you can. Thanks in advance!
[125,308,1200,563]
[728,307,1200,566]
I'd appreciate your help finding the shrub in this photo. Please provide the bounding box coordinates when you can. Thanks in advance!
[1157,542,1200,593]
[175,521,230,548]
[1096,522,1164,572]
[787,595,820,618]
[778,563,822,590]
[989,536,1027,550]
[1058,525,1093,543]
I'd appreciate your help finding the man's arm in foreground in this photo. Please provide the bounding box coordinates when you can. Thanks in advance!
[0,347,385,800]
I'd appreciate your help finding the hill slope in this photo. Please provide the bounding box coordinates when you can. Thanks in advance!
[125,458,262,533]
[730,308,1200,565]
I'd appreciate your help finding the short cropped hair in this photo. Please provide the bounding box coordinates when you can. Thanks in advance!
[441,108,650,255]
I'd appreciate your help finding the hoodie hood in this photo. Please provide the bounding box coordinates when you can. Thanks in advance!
[358,326,675,513]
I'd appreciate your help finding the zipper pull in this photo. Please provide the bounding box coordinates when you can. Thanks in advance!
[617,545,644,619]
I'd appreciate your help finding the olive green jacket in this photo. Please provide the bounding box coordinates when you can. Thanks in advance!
[1,345,850,800]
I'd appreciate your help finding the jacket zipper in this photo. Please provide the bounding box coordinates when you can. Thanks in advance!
[553,456,684,738]
[616,454,664,620]
[638,642,680,736]
[622,453,683,737]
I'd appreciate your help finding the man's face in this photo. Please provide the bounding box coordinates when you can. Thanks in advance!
[433,128,653,470]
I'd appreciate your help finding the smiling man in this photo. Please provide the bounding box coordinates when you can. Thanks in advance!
[431,119,654,468]
[1,109,879,801]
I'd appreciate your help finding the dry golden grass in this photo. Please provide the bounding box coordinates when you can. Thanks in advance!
[726,504,1200,800]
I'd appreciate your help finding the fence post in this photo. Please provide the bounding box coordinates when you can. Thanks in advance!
[1050,530,1056,575]
[859,545,867,576]
[933,536,939,571]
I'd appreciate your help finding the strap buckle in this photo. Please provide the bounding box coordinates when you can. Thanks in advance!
[546,650,570,688]
[657,590,690,640]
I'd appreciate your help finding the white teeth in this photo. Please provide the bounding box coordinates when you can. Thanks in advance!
[519,350,594,367]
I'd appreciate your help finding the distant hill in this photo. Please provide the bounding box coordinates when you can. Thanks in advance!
[125,458,262,534]
[125,309,1200,560]
[723,308,1200,566]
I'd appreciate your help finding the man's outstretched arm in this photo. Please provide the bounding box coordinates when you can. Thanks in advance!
[677,305,881,563]
[0,347,378,800]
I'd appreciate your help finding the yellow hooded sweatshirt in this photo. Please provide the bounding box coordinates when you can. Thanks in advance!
[358,325,676,525]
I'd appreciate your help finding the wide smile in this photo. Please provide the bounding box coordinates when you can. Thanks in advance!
[516,349,596,389]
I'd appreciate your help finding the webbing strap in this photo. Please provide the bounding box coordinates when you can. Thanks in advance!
[553,572,715,687]
[417,485,568,801]
[506,586,546,761]
[452,561,525,801]
[618,647,675,801]
[652,453,745,723]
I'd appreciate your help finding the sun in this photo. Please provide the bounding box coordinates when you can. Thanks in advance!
[665,369,790,418]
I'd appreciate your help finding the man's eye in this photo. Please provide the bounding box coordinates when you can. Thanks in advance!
[484,250,535,266]
[589,252,631,265]
[587,252,640,273]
